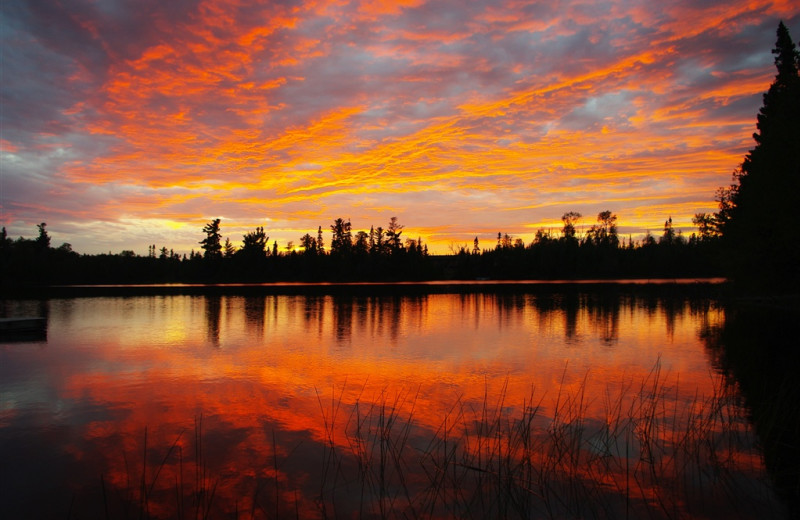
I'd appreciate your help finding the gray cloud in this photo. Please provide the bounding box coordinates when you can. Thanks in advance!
[2,1,798,253]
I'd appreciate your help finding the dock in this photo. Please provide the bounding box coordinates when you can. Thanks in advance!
[0,317,47,334]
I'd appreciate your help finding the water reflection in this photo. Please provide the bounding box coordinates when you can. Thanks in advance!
[703,301,800,517]
[0,290,788,518]
[205,295,222,346]
[244,295,266,339]
[0,299,50,342]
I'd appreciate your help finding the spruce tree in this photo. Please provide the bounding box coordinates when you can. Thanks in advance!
[721,21,800,290]
[200,218,223,259]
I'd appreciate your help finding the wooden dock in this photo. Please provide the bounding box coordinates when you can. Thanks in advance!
[0,317,47,333]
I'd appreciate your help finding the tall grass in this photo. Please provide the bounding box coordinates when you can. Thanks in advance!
[90,415,220,520]
[91,366,784,519]
[312,363,783,519]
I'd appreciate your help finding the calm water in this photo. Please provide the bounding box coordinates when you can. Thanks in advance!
[0,289,786,518]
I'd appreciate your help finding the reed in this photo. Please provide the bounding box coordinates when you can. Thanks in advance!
[92,415,219,520]
[94,367,784,519]
[310,363,784,519]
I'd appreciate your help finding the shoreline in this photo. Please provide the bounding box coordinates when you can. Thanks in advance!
[2,277,728,297]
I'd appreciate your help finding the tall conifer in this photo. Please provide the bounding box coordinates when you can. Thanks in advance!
[721,21,800,289]
[200,219,223,259]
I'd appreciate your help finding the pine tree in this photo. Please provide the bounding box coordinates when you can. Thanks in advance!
[199,219,222,259]
[316,226,325,255]
[720,21,800,289]
[36,222,51,249]
[241,226,268,257]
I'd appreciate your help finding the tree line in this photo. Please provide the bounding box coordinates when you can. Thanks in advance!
[0,210,719,285]
[2,22,796,291]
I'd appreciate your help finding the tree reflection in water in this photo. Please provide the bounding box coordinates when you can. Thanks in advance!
[703,300,800,517]
[0,290,792,518]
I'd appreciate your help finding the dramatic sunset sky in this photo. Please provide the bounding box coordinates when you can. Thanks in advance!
[1,1,797,255]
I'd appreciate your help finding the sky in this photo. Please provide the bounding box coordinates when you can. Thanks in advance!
[1,1,798,255]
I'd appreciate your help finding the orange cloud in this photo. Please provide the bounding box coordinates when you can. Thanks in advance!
[3,0,794,254]
[11,294,755,517]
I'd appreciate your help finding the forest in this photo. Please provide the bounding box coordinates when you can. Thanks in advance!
[1,22,798,292]
[0,212,719,285]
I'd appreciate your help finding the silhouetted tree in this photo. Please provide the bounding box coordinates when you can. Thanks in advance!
[561,212,581,240]
[718,21,800,289]
[317,226,325,255]
[199,219,222,259]
[419,237,426,254]
[715,180,737,230]
[300,233,317,255]
[1,227,11,255]
[587,211,619,247]
[1,205,728,285]
[241,226,268,257]
[533,229,553,245]
[371,226,385,255]
[223,238,236,257]
[495,232,514,250]
[330,218,352,255]
[386,217,404,254]
[36,222,50,249]
[659,217,676,245]
[354,231,369,255]
[692,212,720,241]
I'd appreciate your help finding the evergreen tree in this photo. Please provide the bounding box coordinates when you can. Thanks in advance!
[200,219,222,259]
[1,227,10,251]
[691,212,720,241]
[719,21,800,289]
[354,231,369,255]
[369,226,376,252]
[329,218,352,255]
[561,212,581,241]
[660,217,676,246]
[223,238,236,258]
[36,222,51,249]
[372,226,385,255]
[300,233,317,255]
[386,216,404,254]
[317,226,325,255]
[241,226,268,257]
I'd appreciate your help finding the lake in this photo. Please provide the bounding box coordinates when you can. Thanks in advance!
[0,284,790,518]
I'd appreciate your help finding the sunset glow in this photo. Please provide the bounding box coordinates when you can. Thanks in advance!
[3,293,771,518]
[2,2,798,254]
